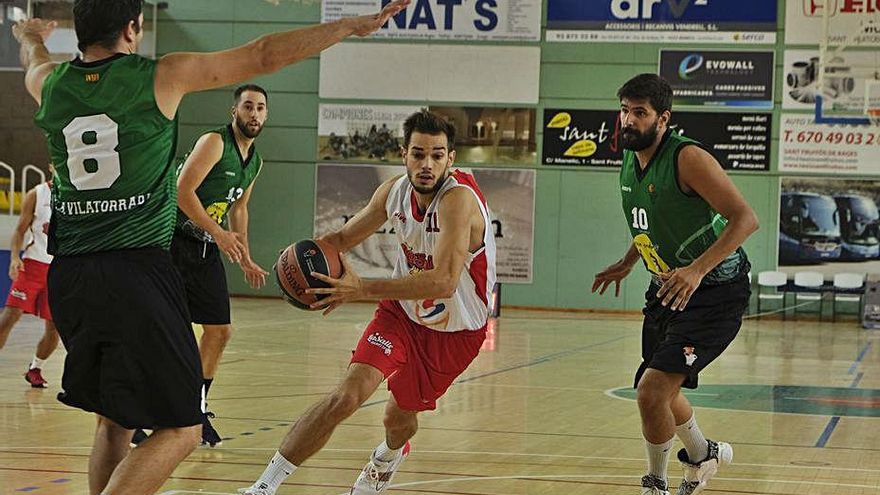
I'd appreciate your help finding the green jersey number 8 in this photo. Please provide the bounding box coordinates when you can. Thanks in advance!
[63,114,121,191]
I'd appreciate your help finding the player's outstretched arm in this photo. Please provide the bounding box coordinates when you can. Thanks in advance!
[177,132,247,263]
[229,183,269,289]
[8,189,37,281]
[12,19,58,104]
[318,176,398,253]
[154,0,410,119]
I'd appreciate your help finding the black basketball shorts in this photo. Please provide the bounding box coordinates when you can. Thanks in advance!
[170,233,231,325]
[634,273,751,390]
[48,248,203,429]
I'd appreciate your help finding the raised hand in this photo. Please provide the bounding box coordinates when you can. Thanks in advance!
[348,0,411,37]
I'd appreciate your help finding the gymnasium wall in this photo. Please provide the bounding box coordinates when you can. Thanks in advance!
[157,0,786,311]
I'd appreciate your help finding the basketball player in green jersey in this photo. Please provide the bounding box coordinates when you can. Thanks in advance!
[174,84,270,446]
[592,74,759,495]
[13,1,409,494]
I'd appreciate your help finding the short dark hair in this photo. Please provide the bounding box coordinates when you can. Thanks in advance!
[234,84,269,104]
[617,74,673,115]
[403,109,456,151]
[73,0,144,52]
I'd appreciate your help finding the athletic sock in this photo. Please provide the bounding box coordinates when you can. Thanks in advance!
[30,356,45,370]
[645,437,674,483]
[251,451,296,494]
[675,413,708,462]
[374,440,402,463]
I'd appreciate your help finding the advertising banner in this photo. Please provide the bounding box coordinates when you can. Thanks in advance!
[779,177,880,277]
[314,164,536,283]
[659,49,774,108]
[546,0,777,44]
[779,114,880,175]
[785,0,880,46]
[542,109,771,170]
[318,104,537,165]
[322,0,542,41]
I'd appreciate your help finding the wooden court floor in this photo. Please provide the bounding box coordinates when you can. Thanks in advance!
[1,298,879,494]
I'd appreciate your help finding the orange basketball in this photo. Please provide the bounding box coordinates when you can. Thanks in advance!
[274,239,343,310]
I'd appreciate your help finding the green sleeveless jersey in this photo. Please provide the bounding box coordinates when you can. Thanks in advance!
[34,54,178,255]
[176,125,263,242]
[620,129,746,285]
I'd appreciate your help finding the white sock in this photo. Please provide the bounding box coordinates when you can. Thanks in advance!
[374,440,402,463]
[251,451,296,494]
[30,356,45,370]
[645,438,674,482]
[675,413,708,462]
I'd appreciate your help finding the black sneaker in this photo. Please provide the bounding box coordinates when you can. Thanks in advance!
[201,411,222,447]
[130,429,149,447]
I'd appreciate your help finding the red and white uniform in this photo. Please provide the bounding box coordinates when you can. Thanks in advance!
[384,170,497,332]
[6,182,53,320]
[351,171,496,412]
[23,182,53,264]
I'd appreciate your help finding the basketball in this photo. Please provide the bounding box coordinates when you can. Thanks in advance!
[274,239,343,310]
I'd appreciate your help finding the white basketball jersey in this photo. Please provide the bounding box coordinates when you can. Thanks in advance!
[385,170,496,332]
[23,182,53,264]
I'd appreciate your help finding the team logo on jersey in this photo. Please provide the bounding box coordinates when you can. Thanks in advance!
[621,185,632,193]
[10,289,26,301]
[401,243,434,272]
[85,73,100,82]
[206,202,229,223]
[647,183,656,194]
[683,346,698,366]
[393,211,407,224]
[366,332,393,356]
[415,299,449,329]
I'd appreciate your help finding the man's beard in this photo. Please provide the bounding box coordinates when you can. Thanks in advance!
[408,169,448,195]
[621,120,660,152]
[236,116,263,139]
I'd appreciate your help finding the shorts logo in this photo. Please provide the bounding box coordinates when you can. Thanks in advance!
[683,346,698,367]
[10,289,26,301]
[367,332,393,356]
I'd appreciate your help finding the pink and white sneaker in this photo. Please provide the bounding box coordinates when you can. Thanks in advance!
[350,441,411,494]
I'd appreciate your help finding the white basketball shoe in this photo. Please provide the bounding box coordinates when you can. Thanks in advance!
[675,439,733,495]
[350,441,411,494]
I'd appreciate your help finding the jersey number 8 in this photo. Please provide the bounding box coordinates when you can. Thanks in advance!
[63,114,121,191]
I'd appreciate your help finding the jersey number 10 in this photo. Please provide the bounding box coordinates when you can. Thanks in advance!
[631,207,649,230]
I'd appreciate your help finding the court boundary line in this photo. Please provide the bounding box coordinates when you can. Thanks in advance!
[603,386,880,420]
[154,470,880,495]
[6,446,880,474]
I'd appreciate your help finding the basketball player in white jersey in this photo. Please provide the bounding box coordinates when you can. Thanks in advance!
[0,176,60,388]
[241,109,496,495]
